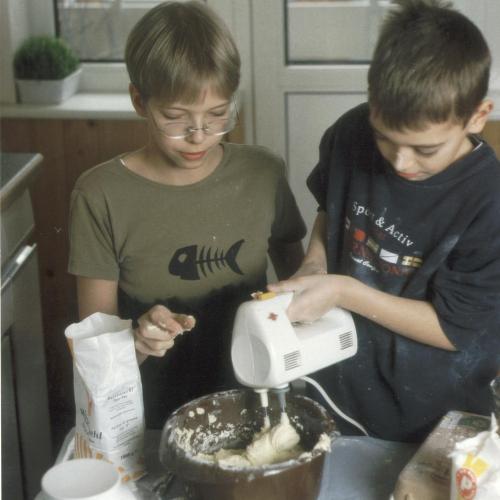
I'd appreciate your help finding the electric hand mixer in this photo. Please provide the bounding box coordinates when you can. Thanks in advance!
[231,291,358,426]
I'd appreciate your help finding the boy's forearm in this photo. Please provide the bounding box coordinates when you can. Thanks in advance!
[340,277,456,351]
[270,211,454,350]
[301,211,328,273]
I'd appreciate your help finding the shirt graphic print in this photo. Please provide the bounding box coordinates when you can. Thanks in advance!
[168,239,245,280]
[346,200,423,279]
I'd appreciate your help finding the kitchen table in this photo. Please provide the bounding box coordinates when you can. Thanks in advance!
[37,428,418,500]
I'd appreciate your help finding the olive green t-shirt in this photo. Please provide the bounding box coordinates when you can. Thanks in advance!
[68,143,306,428]
[69,143,305,305]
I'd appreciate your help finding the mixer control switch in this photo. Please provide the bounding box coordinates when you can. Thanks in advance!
[251,291,277,301]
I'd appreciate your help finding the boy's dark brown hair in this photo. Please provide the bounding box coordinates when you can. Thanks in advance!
[125,1,240,103]
[368,0,491,130]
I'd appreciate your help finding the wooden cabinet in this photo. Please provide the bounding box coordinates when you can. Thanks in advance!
[482,120,500,157]
[1,118,148,453]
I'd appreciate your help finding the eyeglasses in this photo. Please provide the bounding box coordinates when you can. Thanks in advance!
[149,102,239,139]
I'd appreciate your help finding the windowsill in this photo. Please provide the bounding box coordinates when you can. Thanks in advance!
[2,88,500,121]
[0,93,139,120]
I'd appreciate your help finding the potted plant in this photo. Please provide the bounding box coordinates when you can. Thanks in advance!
[13,35,81,104]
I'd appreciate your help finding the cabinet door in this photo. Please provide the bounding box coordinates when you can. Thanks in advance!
[252,1,374,237]
[3,245,53,500]
[287,93,366,236]
[286,0,390,63]
[1,333,25,500]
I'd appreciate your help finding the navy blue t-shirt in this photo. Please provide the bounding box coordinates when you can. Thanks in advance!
[307,103,500,442]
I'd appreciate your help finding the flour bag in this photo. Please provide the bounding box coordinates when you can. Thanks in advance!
[449,415,500,500]
[65,312,145,482]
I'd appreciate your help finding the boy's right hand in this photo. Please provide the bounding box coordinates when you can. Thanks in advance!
[134,305,195,361]
[268,274,349,324]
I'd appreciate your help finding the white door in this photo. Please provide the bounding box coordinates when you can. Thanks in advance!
[247,0,500,238]
[251,0,391,237]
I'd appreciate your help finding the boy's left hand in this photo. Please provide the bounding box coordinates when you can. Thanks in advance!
[134,305,196,362]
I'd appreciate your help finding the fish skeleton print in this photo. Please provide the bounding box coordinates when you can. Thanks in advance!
[168,239,245,280]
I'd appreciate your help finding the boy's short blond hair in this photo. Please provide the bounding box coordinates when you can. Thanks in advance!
[125,1,240,103]
[368,0,491,130]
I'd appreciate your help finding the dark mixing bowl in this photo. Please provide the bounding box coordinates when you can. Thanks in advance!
[159,388,337,500]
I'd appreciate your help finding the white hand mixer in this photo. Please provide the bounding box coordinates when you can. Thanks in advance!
[231,291,364,431]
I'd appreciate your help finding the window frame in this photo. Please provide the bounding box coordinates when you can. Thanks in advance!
[1,0,241,100]
[52,0,241,92]
[2,0,498,106]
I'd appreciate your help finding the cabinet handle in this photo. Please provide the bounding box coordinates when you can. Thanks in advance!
[1,244,37,292]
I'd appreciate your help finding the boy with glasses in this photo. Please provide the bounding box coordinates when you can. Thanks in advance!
[270,0,500,442]
[68,1,306,429]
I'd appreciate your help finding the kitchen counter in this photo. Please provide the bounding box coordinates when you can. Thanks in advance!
[0,152,43,211]
[37,428,418,500]
[39,410,493,499]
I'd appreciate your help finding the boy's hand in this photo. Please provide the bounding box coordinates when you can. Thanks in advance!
[134,305,195,362]
[268,274,348,323]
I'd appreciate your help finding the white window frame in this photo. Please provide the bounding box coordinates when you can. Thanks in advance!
[1,0,254,139]
[2,0,499,117]
[0,2,239,89]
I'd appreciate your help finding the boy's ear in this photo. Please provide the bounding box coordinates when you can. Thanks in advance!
[467,99,494,134]
[129,83,147,117]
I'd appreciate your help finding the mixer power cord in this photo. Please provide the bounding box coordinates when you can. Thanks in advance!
[300,376,369,436]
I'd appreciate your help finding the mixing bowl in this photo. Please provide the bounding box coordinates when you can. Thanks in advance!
[159,389,337,500]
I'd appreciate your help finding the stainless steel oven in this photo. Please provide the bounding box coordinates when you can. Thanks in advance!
[1,154,52,500]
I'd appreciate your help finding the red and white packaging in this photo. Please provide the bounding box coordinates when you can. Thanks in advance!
[449,415,500,500]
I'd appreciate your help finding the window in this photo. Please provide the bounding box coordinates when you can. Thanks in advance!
[3,0,498,100]
[55,1,182,61]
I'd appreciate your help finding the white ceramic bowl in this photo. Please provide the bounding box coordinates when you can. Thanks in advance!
[41,458,135,500]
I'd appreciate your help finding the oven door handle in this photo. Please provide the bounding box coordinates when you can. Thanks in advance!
[1,244,37,292]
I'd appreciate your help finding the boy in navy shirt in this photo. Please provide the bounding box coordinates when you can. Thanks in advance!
[270,0,500,442]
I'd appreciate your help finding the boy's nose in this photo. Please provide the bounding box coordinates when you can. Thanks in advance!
[188,128,206,144]
[394,150,413,171]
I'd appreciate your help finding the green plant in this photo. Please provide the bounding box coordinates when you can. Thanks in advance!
[13,35,80,80]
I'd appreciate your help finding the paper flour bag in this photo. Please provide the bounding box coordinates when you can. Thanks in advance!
[65,312,145,482]
[449,415,500,500]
